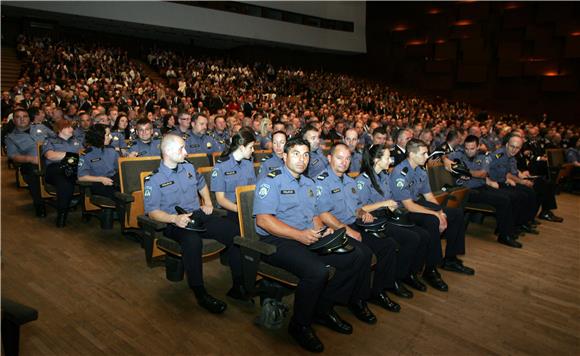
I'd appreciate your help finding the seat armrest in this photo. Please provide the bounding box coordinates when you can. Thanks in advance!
[137,215,167,231]
[234,236,277,255]
[114,191,134,203]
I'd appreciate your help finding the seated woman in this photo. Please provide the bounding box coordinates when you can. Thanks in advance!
[77,124,120,200]
[111,113,130,156]
[258,117,273,150]
[257,130,286,180]
[42,119,83,227]
[210,128,257,234]
[355,144,432,297]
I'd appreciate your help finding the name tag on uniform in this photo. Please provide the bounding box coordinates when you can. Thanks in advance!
[331,188,341,194]
[225,171,237,176]
[90,158,102,162]
[190,144,200,148]
[281,189,295,194]
[160,181,175,188]
[312,159,319,165]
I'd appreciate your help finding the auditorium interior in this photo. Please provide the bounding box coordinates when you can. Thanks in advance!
[1,1,579,355]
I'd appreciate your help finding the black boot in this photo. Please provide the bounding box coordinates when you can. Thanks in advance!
[35,204,46,218]
[56,212,67,228]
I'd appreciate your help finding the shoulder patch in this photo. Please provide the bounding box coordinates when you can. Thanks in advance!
[211,169,218,178]
[317,171,329,181]
[258,183,271,199]
[267,169,282,178]
[216,155,230,163]
[356,180,365,190]
[395,178,405,189]
[261,153,273,162]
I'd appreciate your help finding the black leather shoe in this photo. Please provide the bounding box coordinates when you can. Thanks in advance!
[520,224,540,235]
[403,273,427,292]
[538,211,563,223]
[422,268,449,292]
[197,293,227,314]
[288,320,324,353]
[370,292,401,313]
[313,308,353,334]
[498,235,522,248]
[56,212,67,228]
[226,285,254,304]
[35,204,46,217]
[441,258,475,275]
[387,281,413,299]
[348,299,377,324]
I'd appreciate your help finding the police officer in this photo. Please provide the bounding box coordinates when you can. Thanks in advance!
[487,135,542,233]
[74,111,92,146]
[127,119,161,157]
[5,108,54,217]
[186,113,223,154]
[257,130,286,180]
[317,143,402,312]
[211,128,257,232]
[390,128,413,166]
[444,135,522,248]
[211,115,230,144]
[356,144,433,296]
[144,134,247,314]
[301,123,329,179]
[344,128,363,173]
[110,113,130,155]
[254,137,375,353]
[77,124,120,198]
[42,119,83,227]
[391,139,475,292]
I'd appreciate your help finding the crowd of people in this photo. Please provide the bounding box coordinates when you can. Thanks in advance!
[3,34,580,353]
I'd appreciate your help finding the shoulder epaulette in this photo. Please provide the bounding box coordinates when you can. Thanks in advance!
[401,167,409,176]
[216,155,230,164]
[152,136,160,141]
[261,153,273,161]
[144,169,158,181]
[316,171,329,181]
[495,152,504,159]
[362,172,369,178]
[267,169,282,178]
[83,147,93,154]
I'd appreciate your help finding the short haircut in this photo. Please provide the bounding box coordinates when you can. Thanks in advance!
[300,123,319,138]
[136,118,152,128]
[372,126,387,136]
[464,135,479,145]
[446,130,459,142]
[192,112,206,122]
[330,142,349,156]
[284,137,310,154]
[405,138,428,156]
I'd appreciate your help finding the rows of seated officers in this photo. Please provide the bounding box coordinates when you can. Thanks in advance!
[5,109,565,353]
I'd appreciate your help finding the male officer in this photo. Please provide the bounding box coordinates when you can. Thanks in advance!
[74,111,92,145]
[391,128,413,166]
[301,123,329,179]
[317,143,403,312]
[144,134,247,314]
[254,137,374,353]
[127,119,161,157]
[391,139,475,292]
[186,113,224,154]
[444,135,522,248]
[436,130,462,154]
[5,108,54,217]
[343,128,363,173]
[487,135,541,233]
[211,115,230,144]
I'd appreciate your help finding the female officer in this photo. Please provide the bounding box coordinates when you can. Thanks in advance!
[355,145,431,296]
[77,124,120,199]
[257,130,286,180]
[43,119,83,227]
[210,128,257,234]
[111,113,130,155]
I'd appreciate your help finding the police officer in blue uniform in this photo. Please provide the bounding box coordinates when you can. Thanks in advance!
[317,143,402,312]
[211,115,230,144]
[186,113,223,154]
[356,145,433,296]
[344,128,363,173]
[144,134,247,314]
[487,135,540,234]
[254,137,375,353]
[77,124,120,198]
[390,139,475,292]
[74,111,92,146]
[42,119,83,227]
[301,124,329,179]
[127,119,161,157]
[169,111,194,148]
[5,108,54,217]
[445,135,522,248]
[211,128,257,232]
[257,131,286,180]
